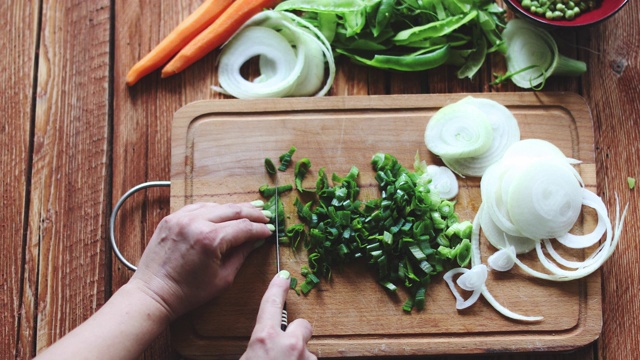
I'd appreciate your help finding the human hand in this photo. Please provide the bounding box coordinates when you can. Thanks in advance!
[241,270,316,360]
[128,201,273,320]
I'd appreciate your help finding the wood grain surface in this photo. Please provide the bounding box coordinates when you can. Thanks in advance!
[168,93,600,358]
[0,0,638,359]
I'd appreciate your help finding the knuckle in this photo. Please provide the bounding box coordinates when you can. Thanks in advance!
[226,203,244,217]
[284,337,306,355]
[252,327,276,345]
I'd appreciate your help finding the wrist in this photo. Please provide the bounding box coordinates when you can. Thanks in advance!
[121,278,175,326]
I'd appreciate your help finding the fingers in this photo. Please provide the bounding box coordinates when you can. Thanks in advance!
[206,217,273,251]
[286,318,313,344]
[180,202,270,224]
[255,271,291,330]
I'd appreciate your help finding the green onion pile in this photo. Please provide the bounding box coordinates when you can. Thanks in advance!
[262,150,472,312]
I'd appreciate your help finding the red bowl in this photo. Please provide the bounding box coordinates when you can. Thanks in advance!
[503,0,628,28]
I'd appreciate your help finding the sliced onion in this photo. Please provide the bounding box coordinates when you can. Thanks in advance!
[488,246,516,271]
[213,10,335,99]
[480,286,544,322]
[425,102,493,159]
[506,158,583,240]
[480,161,524,237]
[426,165,459,200]
[443,267,484,310]
[502,19,557,89]
[556,189,607,249]
[442,97,520,177]
[479,202,537,254]
[457,264,488,291]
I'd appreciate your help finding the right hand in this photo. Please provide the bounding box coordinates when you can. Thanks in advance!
[241,271,316,360]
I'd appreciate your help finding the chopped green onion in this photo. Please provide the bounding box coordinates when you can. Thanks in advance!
[628,177,636,190]
[265,158,277,174]
[279,146,297,171]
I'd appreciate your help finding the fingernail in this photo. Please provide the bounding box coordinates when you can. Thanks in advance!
[277,270,290,279]
[266,224,275,232]
[251,200,265,208]
[262,210,273,219]
[252,239,265,250]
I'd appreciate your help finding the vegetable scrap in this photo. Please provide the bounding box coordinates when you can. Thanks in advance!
[493,19,586,89]
[425,96,520,177]
[261,150,469,312]
[212,10,336,99]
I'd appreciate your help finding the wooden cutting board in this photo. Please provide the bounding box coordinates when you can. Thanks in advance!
[169,93,599,359]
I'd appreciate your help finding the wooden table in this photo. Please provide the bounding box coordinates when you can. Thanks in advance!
[1,1,638,359]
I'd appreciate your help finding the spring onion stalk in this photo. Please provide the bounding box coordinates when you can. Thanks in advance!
[213,11,335,99]
[497,19,586,89]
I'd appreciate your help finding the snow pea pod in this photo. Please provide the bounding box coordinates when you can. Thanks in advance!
[393,11,478,45]
[275,0,367,12]
[372,0,394,37]
[337,44,451,71]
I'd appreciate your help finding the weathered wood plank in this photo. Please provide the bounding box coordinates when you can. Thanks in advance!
[112,0,221,358]
[22,0,111,356]
[0,1,39,359]
[582,2,640,359]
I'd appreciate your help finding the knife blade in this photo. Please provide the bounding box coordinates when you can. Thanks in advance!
[273,177,288,331]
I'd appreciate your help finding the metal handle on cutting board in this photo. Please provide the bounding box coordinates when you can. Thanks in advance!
[109,181,171,271]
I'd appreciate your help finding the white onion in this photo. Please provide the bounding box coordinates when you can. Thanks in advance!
[442,97,520,177]
[426,165,459,200]
[506,158,583,240]
[213,10,335,99]
[425,102,494,159]
[488,246,516,272]
[443,267,485,310]
[478,202,537,254]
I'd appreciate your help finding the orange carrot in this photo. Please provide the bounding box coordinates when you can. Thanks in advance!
[126,0,234,86]
[161,0,281,78]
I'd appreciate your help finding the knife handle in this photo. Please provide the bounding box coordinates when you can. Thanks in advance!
[281,303,288,331]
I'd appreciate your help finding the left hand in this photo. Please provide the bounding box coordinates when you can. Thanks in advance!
[128,202,272,320]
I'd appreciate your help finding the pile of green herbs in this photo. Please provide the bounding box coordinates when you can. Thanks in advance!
[275,0,506,78]
[262,150,473,312]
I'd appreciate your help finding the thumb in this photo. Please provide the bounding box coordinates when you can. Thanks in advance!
[255,270,291,330]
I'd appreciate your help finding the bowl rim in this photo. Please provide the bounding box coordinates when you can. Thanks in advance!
[504,0,629,28]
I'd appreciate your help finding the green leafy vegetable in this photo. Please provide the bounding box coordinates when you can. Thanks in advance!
[275,0,506,79]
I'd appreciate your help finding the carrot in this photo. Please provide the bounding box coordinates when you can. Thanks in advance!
[161,0,281,78]
[126,0,234,86]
